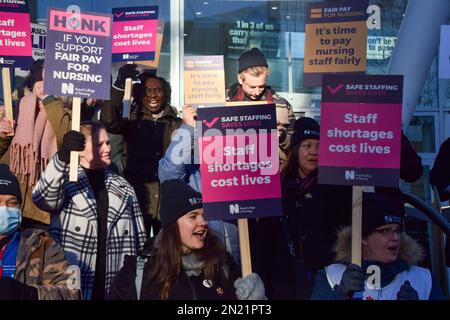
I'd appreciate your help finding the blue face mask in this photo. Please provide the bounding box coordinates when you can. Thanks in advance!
[0,206,22,236]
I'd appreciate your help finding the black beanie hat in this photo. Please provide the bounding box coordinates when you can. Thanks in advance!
[290,117,320,150]
[24,59,44,90]
[362,193,402,237]
[159,180,203,228]
[0,164,22,203]
[238,47,268,73]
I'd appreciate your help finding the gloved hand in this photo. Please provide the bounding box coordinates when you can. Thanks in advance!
[0,278,38,300]
[397,281,419,300]
[234,273,267,300]
[334,263,365,298]
[58,130,85,163]
[114,64,139,89]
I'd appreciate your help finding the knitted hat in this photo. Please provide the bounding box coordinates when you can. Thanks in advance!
[238,48,268,73]
[290,117,320,149]
[0,164,22,203]
[159,180,203,228]
[362,193,402,237]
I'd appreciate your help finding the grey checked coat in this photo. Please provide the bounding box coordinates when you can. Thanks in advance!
[32,155,147,299]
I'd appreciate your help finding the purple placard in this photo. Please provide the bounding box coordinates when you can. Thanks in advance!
[112,6,158,62]
[318,74,403,187]
[197,104,282,220]
[44,8,112,99]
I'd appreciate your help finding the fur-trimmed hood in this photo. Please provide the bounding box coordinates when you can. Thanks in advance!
[334,226,424,267]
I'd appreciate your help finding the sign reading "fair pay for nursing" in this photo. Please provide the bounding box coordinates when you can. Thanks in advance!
[319,74,403,187]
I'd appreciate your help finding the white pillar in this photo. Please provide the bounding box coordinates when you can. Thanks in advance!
[387,0,450,129]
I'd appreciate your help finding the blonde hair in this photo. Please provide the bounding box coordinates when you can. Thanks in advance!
[238,66,270,80]
[79,121,105,138]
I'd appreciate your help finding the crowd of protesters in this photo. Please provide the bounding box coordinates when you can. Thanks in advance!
[0,48,446,300]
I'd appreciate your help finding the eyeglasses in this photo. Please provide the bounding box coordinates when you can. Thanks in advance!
[372,226,401,237]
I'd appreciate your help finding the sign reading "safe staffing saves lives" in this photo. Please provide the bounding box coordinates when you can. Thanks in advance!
[197,104,282,220]
[319,74,403,187]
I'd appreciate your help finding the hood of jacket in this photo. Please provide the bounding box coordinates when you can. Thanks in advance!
[333,226,424,267]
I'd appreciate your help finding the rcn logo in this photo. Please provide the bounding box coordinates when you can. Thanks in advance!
[229,204,239,214]
[345,170,355,180]
[61,82,74,94]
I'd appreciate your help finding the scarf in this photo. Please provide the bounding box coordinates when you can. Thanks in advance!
[230,84,275,103]
[10,93,58,186]
[284,169,318,198]
[182,253,204,277]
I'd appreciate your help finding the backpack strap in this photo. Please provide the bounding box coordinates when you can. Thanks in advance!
[135,256,148,300]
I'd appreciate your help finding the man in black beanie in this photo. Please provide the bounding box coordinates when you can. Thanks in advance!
[225,47,295,165]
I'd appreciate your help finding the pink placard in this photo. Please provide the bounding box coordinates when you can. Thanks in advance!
[0,12,32,56]
[319,102,402,169]
[112,19,157,53]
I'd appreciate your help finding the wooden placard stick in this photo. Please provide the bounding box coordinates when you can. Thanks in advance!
[351,185,363,266]
[2,67,14,136]
[69,97,81,181]
[238,218,252,276]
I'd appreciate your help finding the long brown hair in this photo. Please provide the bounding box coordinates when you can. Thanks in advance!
[146,221,228,299]
[281,142,300,182]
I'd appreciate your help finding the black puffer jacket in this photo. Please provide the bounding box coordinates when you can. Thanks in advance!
[101,88,181,183]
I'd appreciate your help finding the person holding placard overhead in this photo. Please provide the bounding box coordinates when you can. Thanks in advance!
[101,65,182,236]
[32,121,147,300]
[0,59,71,230]
[108,179,265,300]
[311,193,444,300]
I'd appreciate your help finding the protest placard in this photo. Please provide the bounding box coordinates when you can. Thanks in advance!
[198,103,282,275]
[112,6,158,63]
[184,55,225,107]
[320,74,403,266]
[44,7,112,181]
[319,74,403,187]
[0,0,32,126]
[303,0,368,87]
[198,103,281,219]
[0,0,32,68]
[31,23,46,61]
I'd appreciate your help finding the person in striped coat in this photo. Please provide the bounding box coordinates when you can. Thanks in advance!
[32,121,147,299]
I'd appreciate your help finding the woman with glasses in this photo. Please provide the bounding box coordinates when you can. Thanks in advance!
[311,193,444,300]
